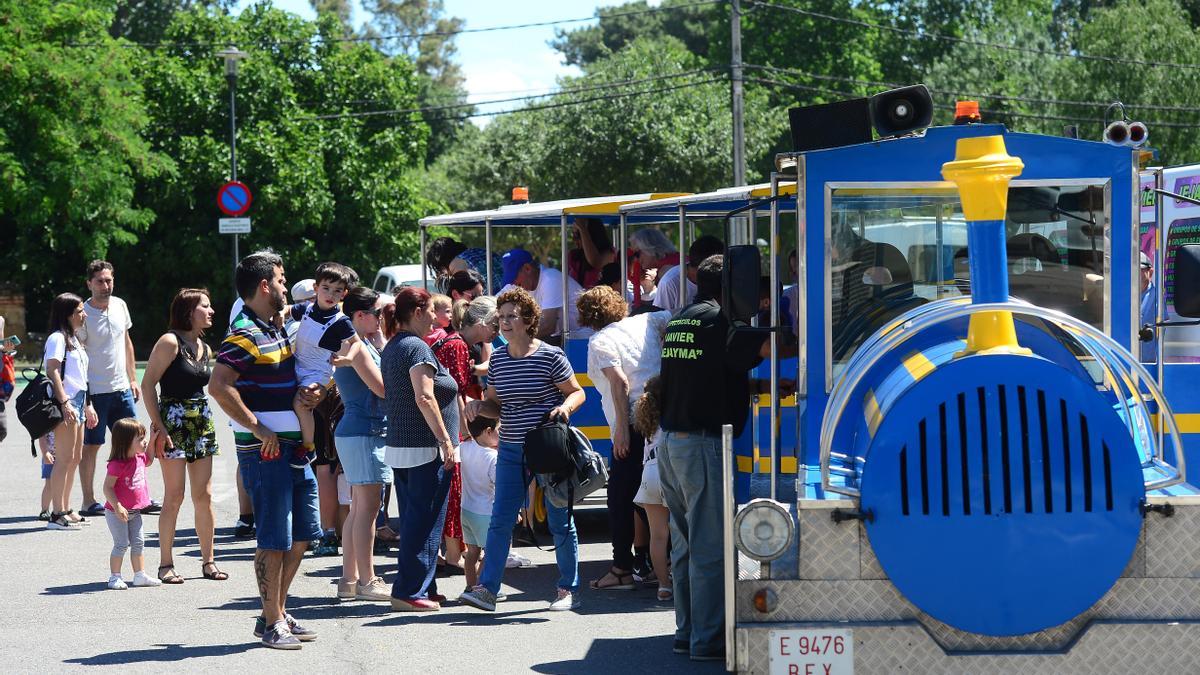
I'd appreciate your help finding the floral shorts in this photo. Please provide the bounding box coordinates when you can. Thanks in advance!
[159,397,219,463]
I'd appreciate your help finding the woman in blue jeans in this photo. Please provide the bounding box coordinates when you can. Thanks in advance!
[380,287,460,612]
[461,287,586,613]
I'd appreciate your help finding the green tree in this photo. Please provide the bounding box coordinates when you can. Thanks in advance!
[109,0,235,43]
[921,4,1067,131]
[111,4,433,345]
[551,0,716,67]
[360,0,471,163]
[1058,0,1200,163]
[435,36,786,213]
[0,0,172,324]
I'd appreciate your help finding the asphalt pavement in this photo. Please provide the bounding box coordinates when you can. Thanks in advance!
[0,398,722,674]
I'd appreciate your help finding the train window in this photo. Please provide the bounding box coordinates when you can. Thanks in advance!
[827,182,1109,381]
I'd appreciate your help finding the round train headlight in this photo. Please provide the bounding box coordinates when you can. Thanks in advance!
[733,498,794,562]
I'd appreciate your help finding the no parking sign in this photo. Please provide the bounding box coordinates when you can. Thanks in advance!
[217,181,253,217]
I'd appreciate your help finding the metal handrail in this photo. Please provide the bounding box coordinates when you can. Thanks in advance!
[721,424,735,673]
[819,300,1186,497]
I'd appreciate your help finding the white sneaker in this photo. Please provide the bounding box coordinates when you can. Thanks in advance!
[107,575,128,590]
[356,577,392,602]
[548,588,580,611]
[131,572,162,587]
[506,552,534,569]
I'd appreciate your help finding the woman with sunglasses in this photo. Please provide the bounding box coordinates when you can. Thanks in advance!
[460,287,586,613]
[446,269,485,303]
[332,286,393,603]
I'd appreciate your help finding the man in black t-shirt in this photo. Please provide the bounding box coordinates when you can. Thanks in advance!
[657,254,769,662]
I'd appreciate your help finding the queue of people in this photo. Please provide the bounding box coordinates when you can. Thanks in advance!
[19,224,769,661]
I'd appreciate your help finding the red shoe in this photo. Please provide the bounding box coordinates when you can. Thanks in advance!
[390,597,440,612]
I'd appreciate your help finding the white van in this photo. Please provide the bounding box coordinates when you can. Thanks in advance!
[372,264,436,295]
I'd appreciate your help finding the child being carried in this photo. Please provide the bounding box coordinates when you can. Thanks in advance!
[290,262,358,468]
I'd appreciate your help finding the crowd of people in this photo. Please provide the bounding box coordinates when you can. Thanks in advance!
[12,223,779,662]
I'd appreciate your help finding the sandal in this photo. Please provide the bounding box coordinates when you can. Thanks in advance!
[657,586,674,601]
[589,567,636,591]
[157,564,185,584]
[201,562,228,581]
[376,525,400,542]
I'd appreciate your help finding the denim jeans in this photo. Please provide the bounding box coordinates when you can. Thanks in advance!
[391,458,452,600]
[479,441,579,596]
[237,449,321,552]
[658,431,725,655]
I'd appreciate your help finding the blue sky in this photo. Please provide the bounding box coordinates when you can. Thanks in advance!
[234,0,637,123]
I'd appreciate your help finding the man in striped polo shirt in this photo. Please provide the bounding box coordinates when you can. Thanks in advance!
[210,250,324,650]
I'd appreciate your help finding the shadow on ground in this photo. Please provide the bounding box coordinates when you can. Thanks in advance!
[531,635,723,675]
[64,643,257,665]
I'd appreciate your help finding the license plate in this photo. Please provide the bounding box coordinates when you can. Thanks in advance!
[768,629,853,675]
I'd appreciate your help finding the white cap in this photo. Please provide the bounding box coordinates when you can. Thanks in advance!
[291,278,316,302]
[1140,252,1153,269]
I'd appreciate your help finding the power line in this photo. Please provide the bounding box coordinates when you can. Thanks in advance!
[743,63,1200,115]
[65,0,723,50]
[748,0,1200,73]
[299,68,723,120]
[317,76,729,126]
[746,75,1200,129]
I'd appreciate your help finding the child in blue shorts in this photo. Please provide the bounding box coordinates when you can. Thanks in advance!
[458,415,498,594]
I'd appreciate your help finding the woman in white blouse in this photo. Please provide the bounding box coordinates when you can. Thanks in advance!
[576,285,670,590]
[44,293,97,530]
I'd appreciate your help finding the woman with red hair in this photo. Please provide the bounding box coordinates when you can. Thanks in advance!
[380,287,460,611]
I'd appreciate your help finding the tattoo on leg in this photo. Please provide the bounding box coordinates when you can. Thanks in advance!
[254,549,270,605]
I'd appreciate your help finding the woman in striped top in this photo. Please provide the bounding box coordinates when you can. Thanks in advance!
[459,287,586,613]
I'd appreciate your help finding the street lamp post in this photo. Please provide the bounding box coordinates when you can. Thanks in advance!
[217,46,247,277]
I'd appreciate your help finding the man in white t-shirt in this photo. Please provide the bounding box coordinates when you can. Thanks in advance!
[76,260,151,516]
[652,234,724,312]
[653,236,725,315]
[498,248,586,339]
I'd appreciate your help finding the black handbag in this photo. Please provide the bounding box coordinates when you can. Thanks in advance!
[523,419,583,481]
[15,363,65,457]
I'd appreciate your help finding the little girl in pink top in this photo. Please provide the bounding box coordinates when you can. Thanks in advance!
[102,418,161,590]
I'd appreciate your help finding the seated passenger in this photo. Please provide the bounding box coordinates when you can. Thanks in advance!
[499,248,586,341]
[599,263,635,304]
[426,236,503,294]
[655,236,725,314]
[628,228,680,307]
[568,217,616,289]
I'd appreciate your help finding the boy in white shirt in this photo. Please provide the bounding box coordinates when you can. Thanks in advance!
[459,415,499,593]
[289,263,357,467]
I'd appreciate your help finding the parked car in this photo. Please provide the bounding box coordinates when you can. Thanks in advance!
[372,264,436,295]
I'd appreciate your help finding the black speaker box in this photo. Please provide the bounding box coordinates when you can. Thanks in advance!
[1173,244,1200,318]
[788,98,873,153]
[723,245,763,325]
[869,84,933,138]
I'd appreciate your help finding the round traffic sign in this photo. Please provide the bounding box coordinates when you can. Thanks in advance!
[217,181,253,217]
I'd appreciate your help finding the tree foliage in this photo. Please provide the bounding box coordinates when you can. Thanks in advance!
[433,36,786,212]
[0,0,173,311]
[11,0,1200,348]
[2,1,432,346]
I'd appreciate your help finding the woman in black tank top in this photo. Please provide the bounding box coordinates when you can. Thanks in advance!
[140,289,226,583]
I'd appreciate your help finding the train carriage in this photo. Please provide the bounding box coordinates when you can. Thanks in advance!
[721,120,1200,673]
